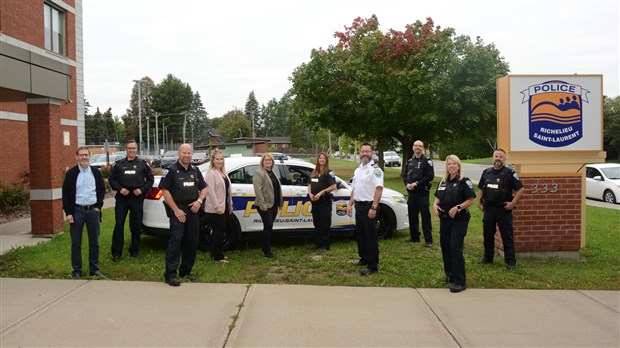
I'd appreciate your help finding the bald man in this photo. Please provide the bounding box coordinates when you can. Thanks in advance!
[159,144,207,286]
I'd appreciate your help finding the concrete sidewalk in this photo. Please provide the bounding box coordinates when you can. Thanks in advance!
[1,278,618,347]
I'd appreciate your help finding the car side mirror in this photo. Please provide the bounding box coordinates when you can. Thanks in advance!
[593,175,603,181]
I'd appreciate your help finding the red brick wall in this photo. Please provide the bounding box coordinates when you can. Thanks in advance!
[507,175,582,252]
[0,0,43,47]
[0,120,30,183]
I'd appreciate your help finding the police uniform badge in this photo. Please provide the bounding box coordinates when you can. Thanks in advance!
[133,165,137,169]
[190,174,194,179]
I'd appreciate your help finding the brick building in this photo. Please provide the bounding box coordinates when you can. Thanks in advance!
[1,0,84,235]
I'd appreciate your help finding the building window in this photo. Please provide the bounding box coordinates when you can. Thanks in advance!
[44,3,65,55]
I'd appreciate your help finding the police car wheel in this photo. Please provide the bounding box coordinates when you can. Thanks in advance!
[198,214,240,251]
[375,205,395,240]
[603,190,617,204]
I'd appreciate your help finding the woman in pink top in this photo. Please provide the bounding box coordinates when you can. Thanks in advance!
[203,150,233,262]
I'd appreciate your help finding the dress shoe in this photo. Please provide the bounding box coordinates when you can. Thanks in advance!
[425,242,433,248]
[165,277,181,286]
[506,263,516,270]
[450,284,467,293]
[71,271,83,279]
[405,238,420,243]
[479,257,493,264]
[180,273,198,282]
[89,271,107,279]
[112,255,121,262]
[351,260,368,266]
[359,268,378,276]
[441,277,454,286]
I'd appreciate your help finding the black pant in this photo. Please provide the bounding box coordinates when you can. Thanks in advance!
[355,202,379,271]
[439,213,470,287]
[258,206,278,253]
[205,212,227,260]
[70,208,100,274]
[482,206,516,266]
[312,201,332,249]
[164,210,199,279]
[111,194,144,257]
[407,191,432,243]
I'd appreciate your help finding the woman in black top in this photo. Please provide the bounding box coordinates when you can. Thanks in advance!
[433,154,476,293]
[307,152,337,251]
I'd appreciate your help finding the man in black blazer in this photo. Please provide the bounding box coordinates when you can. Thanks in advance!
[62,146,107,279]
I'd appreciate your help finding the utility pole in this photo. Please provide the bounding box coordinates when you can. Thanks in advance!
[132,79,145,154]
[154,112,159,155]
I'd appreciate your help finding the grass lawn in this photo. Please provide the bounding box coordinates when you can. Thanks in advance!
[1,160,618,290]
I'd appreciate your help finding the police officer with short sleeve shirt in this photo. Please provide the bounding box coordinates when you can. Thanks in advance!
[347,143,383,276]
[159,144,207,286]
[402,140,435,246]
[433,154,476,293]
[477,149,524,270]
[109,140,154,261]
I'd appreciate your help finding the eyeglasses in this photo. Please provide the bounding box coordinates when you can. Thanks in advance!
[77,153,90,157]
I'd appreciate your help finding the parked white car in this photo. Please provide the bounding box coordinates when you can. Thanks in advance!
[142,156,409,249]
[585,163,620,204]
[383,151,402,167]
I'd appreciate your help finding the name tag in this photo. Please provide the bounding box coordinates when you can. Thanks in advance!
[437,186,446,191]
[183,182,195,187]
[124,170,136,175]
[487,183,499,189]
[311,178,319,182]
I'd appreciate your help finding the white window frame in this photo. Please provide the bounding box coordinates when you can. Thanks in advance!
[44,2,65,55]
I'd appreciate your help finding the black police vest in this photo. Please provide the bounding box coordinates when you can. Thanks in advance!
[406,156,431,190]
[482,167,513,203]
[310,171,333,203]
[170,164,200,203]
[116,159,146,188]
[436,179,462,211]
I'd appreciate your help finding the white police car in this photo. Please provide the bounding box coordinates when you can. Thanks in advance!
[142,156,409,249]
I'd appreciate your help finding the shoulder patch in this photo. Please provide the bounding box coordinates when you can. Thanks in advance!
[328,170,335,178]
[427,159,434,167]
[513,172,520,181]
[374,168,382,178]
[465,179,474,189]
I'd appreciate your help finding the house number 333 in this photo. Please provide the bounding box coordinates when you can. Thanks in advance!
[530,183,558,194]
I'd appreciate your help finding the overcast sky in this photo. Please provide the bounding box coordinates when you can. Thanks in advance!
[83,0,619,118]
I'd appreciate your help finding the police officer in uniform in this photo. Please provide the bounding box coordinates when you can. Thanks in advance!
[433,154,475,293]
[109,140,154,261]
[347,142,384,276]
[308,152,337,251]
[159,144,207,286]
[477,148,524,270]
[402,140,435,246]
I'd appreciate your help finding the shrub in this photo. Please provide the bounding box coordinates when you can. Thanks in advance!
[0,180,29,213]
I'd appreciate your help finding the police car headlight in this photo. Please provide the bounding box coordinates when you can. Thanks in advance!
[393,196,406,204]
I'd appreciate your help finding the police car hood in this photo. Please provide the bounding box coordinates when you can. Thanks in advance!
[382,187,404,198]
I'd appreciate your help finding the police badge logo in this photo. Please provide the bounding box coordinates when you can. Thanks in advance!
[521,80,589,147]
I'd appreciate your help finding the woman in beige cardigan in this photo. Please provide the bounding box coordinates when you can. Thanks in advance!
[252,153,283,258]
[204,150,234,262]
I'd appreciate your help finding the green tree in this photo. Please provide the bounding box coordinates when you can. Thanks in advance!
[290,16,509,169]
[603,95,620,160]
[188,91,210,146]
[150,74,193,145]
[245,91,262,137]
[216,109,252,143]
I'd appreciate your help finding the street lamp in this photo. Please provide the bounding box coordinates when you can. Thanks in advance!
[133,79,145,155]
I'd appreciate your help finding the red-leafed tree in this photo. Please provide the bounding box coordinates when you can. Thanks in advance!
[290,15,509,167]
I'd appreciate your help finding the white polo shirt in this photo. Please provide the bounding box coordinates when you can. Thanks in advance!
[352,161,384,202]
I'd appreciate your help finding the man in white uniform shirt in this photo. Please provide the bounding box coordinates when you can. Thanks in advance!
[347,142,384,276]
